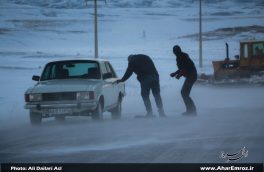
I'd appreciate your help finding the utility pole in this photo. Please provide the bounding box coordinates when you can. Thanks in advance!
[199,0,203,68]
[85,0,106,58]
[94,0,98,58]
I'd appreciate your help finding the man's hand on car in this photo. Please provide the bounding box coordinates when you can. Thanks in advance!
[115,79,122,84]
[170,72,176,77]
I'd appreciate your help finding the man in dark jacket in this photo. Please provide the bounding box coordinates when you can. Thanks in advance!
[116,54,166,118]
[170,45,197,115]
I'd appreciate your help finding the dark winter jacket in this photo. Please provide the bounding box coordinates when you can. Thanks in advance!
[120,54,159,82]
[176,52,197,78]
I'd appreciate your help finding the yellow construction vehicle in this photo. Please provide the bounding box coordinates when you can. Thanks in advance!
[212,40,264,80]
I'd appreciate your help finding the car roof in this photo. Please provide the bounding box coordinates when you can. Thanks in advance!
[49,58,109,63]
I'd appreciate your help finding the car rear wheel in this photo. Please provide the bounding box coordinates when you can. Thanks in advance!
[111,98,122,119]
[30,111,42,125]
[92,101,103,120]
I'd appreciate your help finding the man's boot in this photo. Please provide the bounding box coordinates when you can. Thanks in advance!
[158,109,166,118]
[145,110,154,118]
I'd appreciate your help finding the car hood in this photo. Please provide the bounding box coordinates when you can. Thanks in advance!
[27,79,101,93]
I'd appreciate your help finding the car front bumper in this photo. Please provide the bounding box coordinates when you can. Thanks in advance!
[25,101,97,116]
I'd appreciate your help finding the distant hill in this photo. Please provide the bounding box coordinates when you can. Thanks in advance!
[3,0,264,9]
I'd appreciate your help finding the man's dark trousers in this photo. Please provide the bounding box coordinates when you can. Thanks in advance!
[140,75,163,115]
[181,73,197,113]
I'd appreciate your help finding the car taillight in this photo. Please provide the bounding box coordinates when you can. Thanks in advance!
[25,94,29,102]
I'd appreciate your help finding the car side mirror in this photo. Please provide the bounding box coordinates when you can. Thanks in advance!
[235,55,240,60]
[103,73,112,80]
[32,75,40,81]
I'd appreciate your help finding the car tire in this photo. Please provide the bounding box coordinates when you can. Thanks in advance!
[30,111,42,125]
[92,101,103,120]
[111,98,122,119]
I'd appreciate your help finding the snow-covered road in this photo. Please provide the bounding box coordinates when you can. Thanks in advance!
[1,82,264,163]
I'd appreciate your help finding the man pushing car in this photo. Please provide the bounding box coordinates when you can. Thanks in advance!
[116,54,166,118]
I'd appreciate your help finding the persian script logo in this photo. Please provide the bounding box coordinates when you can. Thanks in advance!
[219,147,248,162]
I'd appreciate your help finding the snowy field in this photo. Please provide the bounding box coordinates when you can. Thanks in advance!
[0,0,264,163]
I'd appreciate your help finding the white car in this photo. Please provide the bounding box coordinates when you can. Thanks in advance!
[24,59,125,125]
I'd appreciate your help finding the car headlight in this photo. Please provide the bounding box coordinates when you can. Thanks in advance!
[29,93,42,102]
[76,91,95,100]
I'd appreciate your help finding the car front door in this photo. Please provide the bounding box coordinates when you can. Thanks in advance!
[101,62,115,108]
[105,62,119,104]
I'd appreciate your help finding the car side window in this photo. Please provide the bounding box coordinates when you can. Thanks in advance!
[101,62,108,75]
[42,64,56,80]
[106,62,117,78]
[105,62,117,78]
[103,62,113,79]
[105,63,112,74]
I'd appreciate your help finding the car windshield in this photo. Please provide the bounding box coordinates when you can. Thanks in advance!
[41,60,101,81]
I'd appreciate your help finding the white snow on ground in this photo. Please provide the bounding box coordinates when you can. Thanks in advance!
[0,0,264,163]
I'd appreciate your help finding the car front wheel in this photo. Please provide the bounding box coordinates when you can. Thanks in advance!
[92,101,103,120]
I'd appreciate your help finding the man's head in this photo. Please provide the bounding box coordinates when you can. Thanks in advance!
[128,54,134,62]
[173,45,182,56]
